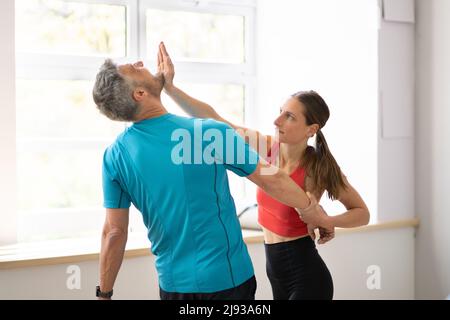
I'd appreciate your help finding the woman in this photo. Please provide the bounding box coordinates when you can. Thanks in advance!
[157,42,370,300]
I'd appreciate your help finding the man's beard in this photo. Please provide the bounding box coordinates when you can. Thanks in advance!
[154,72,165,91]
[142,73,164,96]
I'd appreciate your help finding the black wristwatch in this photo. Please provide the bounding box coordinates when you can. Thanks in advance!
[96,286,113,298]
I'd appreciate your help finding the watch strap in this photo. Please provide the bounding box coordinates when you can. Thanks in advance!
[96,286,113,298]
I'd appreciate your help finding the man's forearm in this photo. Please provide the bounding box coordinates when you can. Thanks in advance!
[249,162,310,210]
[99,230,127,292]
[165,85,219,120]
[265,170,311,209]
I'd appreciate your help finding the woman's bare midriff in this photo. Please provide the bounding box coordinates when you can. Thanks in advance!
[259,163,320,245]
[262,226,309,244]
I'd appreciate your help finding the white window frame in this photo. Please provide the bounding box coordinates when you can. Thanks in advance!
[0,0,17,245]
[138,0,256,125]
[16,0,139,80]
[15,0,257,241]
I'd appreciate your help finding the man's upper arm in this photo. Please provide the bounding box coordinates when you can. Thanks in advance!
[212,121,260,177]
[215,114,272,158]
[104,208,129,234]
[102,148,132,209]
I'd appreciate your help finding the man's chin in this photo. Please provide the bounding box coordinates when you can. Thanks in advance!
[155,73,165,91]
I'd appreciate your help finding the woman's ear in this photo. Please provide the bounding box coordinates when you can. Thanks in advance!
[308,124,320,137]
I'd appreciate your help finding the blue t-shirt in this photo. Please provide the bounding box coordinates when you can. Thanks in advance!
[102,113,259,293]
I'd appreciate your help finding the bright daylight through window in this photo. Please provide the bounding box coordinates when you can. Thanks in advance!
[15,0,255,242]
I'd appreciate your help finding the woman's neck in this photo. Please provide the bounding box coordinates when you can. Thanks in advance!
[280,142,308,168]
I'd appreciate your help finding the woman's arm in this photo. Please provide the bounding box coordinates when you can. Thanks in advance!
[164,84,227,124]
[296,174,369,234]
[158,42,273,156]
[327,175,370,228]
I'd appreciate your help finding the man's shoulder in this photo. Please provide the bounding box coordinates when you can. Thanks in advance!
[190,117,232,132]
[103,131,129,162]
[165,114,229,131]
[103,142,120,164]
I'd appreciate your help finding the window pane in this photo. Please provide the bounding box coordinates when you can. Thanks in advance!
[16,80,126,139]
[163,82,245,125]
[227,171,246,203]
[17,150,103,211]
[17,149,145,242]
[15,0,126,57]
[146,9,245,63]
[18,208,104,242]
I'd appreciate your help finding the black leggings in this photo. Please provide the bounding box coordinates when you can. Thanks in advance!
[265,236,333,300]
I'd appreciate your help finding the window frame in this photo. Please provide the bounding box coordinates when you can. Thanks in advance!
[15,0,257,242]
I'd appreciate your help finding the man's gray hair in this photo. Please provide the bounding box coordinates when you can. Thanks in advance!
[92,59,139,121]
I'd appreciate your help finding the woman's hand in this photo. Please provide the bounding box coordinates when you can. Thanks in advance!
[317,225,335,244]
[307,223,317,241]
[297,192,326,226]
[157,42,175,92]
[299,193,335,244]
[306,224,335,244]
[306,216,335,245]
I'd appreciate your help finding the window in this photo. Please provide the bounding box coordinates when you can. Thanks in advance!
[145,9,245,63]
[15,0,256,242]
[16,0,127,57]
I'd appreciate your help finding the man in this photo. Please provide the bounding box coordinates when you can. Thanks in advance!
[92,49,326,300]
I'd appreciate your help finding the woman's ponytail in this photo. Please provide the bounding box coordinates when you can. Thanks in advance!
[293,91,347,200]
[309,130,345,200]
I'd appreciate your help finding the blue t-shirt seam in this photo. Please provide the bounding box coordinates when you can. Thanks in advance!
[164,116,239,291]
[103,147,132,209]
[213,163,235,287]
[162,116,201,291]
[179,162,201,292]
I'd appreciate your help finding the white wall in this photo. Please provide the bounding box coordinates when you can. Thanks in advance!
[255,0,379,218]
[0,228,415,299]
[319,228,415,299]
[378,0,416,222]
[250,0,418,299]
[255,0,417,224]
[415,0,450,300]
[0,0,16,245]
